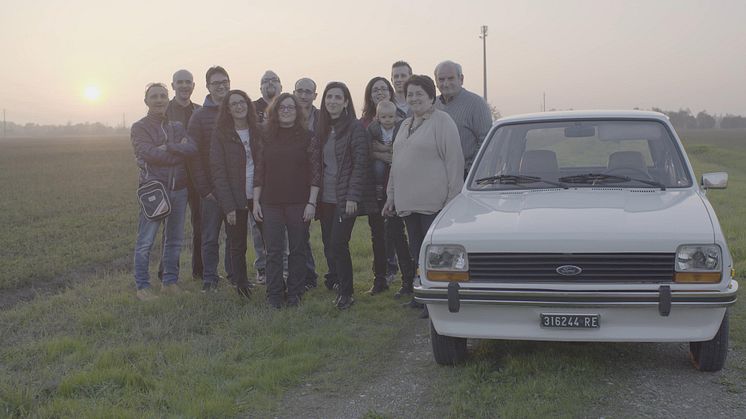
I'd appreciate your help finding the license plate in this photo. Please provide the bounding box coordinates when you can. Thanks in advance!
[540,313,599,329]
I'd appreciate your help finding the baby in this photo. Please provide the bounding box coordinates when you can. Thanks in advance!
[368,100,401,201]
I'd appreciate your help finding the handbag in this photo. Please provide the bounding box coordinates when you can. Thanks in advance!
[137,178,171,221]
[137,123,175,221]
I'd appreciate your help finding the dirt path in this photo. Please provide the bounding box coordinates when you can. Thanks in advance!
[594,343,746,418]
[275,316,446,419]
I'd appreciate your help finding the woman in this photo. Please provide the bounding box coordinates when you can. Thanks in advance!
[210,89,261,300]
[382,75,465,315]
[361,77,398,128]
[131,82,197,301]
[253,93,321,308]
[317,81,378,309]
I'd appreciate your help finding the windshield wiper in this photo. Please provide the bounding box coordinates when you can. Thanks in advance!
[475,174,568,189]
[558,173,666,190]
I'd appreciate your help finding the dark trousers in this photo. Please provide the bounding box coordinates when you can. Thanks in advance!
[225,208,250,288]
[403,212,439,276]
[263,203,308,302]
[318,202,356,297]
[305,222,318,286]
[367,212,387,283]
[201,197,232,285]
[385,213,415,283]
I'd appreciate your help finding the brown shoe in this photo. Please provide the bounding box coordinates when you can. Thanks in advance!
[161,283,184,295]
[136,288,158,301]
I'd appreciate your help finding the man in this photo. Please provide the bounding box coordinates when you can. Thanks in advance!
[294,77,319,132]
[254,70,282,123]
[293,77,320,289]
[250,70,284,284]
[131,83,196,300]
[391,61,413,117]
[162,69,202,281]
[434,60,493,175]
[187,66,233,292]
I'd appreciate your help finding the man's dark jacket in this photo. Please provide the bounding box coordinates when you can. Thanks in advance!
[186,95,220,197]
[131,113,197,190]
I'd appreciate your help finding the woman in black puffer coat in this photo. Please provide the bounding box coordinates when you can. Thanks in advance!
[315,81,377,310]
[210,89,262,299]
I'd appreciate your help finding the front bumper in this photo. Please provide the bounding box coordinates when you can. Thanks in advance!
[416,280,738,342]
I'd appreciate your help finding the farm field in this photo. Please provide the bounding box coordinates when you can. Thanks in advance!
[1,130,745,417]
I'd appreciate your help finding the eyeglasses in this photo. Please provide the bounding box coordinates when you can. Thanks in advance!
[209,80,230,87]
[229,99,247,109]
[278,105,297,112]
[261,78,280,84]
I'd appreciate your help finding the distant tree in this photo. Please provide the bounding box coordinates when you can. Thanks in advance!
[696,111,716,129]
[721,114,746,129]
[488,103,501,120]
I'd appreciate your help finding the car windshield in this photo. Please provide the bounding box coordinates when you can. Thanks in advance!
[470,119,692,190]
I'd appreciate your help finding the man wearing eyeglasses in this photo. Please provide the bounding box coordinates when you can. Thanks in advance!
[186,66,234,292]
[293,77,320,290]
[254,70,282,124]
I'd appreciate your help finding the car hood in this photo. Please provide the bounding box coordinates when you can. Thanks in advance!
[431,188,715,253]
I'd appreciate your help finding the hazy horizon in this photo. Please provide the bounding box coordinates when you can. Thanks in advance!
[2,0,745,126]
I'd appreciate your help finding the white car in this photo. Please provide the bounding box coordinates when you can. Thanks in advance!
[415,110,738,371]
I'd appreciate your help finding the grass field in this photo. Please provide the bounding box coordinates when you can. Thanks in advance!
[1,130,744,417]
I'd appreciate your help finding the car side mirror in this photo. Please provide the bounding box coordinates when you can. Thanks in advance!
[701,172,728,189]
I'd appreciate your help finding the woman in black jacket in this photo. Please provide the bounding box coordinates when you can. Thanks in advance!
[252,93,321,308]
[316,82,378,310]
[210,89,261,299]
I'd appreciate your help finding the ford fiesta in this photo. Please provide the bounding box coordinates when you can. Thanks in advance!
[415,110,738,371]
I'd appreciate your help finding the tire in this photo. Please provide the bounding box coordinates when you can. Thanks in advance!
[689,311,729,372]
[430,321,467,365]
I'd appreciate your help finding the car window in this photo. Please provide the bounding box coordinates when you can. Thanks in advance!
[471,120,692,190]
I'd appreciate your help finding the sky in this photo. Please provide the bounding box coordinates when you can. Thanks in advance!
[1,0,745,126]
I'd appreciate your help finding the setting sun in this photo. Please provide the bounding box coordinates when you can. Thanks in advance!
[84,85,101,101]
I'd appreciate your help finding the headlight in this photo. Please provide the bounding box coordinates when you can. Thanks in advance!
[674,244,722,283]
[425,244,469,282]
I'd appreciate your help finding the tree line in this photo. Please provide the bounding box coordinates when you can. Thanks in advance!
[650,108,746,130]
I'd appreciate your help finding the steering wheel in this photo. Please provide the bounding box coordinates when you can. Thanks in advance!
[603,167,654,180]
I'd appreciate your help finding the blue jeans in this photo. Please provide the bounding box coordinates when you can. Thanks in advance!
[133,187,188,290]
[201,196,232,285]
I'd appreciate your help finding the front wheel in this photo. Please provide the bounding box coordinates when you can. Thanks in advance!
[430,321,467,365]
[689,311,729,372]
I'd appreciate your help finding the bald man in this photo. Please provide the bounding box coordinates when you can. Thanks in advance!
[254,70,282,123]
[162,69,203,280]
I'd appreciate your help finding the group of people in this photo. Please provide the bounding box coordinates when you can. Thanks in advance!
[130,59,493,313]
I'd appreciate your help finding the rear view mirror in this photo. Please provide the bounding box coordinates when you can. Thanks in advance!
[564,126,596,138]
[701,172,728,189]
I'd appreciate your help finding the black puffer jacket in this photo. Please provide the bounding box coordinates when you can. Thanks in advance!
[318,117,377,216]
[209,124,261,215]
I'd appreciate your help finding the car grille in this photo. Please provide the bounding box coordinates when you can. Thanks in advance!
[468,253,675,283]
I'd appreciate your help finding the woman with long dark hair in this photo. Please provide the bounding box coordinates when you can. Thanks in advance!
[317,82,377,309]
[360,76,404,128]
[210,89,261,299]
[252,93,321,308]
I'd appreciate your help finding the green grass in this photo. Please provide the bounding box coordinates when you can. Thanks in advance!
[1,131,745,417]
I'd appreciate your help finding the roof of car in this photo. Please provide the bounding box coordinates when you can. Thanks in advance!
[496,110,668,125]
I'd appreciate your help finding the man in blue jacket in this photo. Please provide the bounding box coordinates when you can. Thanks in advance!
[131,83,197,301]
[187,66,233,292]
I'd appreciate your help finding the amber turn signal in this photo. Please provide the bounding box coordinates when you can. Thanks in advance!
[674,272,721,283]
[427,271,470,282]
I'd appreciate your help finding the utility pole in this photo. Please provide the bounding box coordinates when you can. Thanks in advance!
[480,25,488,101]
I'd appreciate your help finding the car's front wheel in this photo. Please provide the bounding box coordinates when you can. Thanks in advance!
[689,311,729,372]
[430,321,467,365]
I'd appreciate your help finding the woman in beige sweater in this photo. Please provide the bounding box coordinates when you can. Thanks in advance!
[382,75,464,313]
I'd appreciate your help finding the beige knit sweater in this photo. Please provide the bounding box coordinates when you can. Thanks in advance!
[387,108,465,216]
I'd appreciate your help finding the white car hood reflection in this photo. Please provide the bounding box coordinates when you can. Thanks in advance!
[432,189,715,253]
